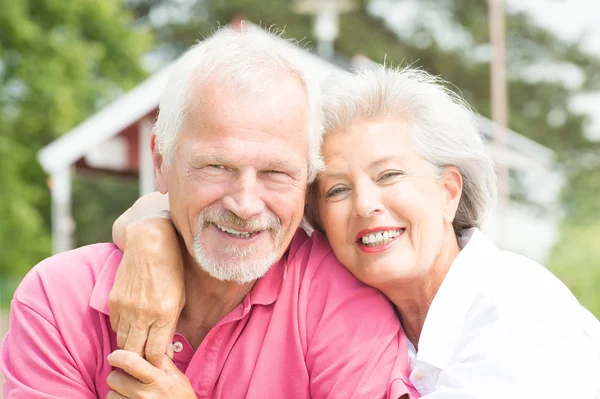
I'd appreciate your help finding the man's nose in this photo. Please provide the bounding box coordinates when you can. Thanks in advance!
[222,171,266,220]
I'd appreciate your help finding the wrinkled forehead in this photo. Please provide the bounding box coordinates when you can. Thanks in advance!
[185,73,310,130]
[175,77,311,171]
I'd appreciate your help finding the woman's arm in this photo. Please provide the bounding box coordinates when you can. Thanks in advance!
[112,191,171,250]
[108,191,185,368]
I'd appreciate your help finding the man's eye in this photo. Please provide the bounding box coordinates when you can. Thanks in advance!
[208,164,225,169]
[265,170,291,179]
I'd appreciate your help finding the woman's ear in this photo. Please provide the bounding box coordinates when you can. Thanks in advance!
[441,166,463,224]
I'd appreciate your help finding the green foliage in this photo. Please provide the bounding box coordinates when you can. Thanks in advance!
[130,0,600,316]
[1,0,598,316]
[548,221,600,317]
[72,174,139,247]
[548,164,600,316]
[0,0,151,285]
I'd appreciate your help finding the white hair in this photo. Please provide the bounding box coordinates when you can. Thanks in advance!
[154,25,324,182]
[309,66,498,232]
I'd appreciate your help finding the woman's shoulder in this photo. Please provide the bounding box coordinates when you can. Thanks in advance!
[466,246,592,334]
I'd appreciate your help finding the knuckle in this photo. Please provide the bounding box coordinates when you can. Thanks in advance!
[156,304,179,320]
[134,304,156,320]
[128,320,147,332]
[145,343,163,358]
[154,314,175,327]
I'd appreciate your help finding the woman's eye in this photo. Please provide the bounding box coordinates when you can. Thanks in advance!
[208,164,225,169]
[326,186,349,198]
[378,171,403,182]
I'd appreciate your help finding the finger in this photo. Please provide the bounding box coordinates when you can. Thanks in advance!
[109,311,120,334]
[124,324,147,358]
[116,318,131,349]
[160,353,187,382]
[106,370,139,397]
[166,342,174,360]
[161,353,180,375]
[145,323,175,367]
[108,350,160,384]
[108,269,125,333]
[106,390,128,399]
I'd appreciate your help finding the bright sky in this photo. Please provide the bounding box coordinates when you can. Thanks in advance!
[510,0,600,139]
[510,0,600,54]
[370,0,600,140]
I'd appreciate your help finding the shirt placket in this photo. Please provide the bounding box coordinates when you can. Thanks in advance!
[184,300,253,398]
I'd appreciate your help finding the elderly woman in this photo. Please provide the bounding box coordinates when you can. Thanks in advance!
[110,67,600,398]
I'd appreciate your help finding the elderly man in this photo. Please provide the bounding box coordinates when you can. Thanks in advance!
[0,28,412,398]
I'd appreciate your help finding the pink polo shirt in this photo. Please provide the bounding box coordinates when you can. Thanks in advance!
[1,229,416,398]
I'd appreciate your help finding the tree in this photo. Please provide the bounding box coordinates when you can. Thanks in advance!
[0,0,151,287]
[124,0,600,316]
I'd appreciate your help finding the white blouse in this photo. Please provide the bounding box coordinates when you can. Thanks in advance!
[407,228,600,398]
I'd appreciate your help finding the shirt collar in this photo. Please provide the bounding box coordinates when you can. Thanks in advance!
[235,229,310,308]
[89,230,309,316]
[415,228,499,369]
[90,248,123,316]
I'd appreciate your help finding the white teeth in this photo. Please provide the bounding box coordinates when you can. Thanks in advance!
[360,229,404,246]
[216,224,253,238]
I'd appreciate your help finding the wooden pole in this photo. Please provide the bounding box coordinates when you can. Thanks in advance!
[489,0,509,246]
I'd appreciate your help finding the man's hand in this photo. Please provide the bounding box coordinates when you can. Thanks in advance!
[108,216,186,367]
[107,350,196,399]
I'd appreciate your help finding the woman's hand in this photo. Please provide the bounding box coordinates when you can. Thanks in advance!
[109,192,185,368]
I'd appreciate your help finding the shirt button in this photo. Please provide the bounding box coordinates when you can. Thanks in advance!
[172,342,183,353]
[413,370,425,381]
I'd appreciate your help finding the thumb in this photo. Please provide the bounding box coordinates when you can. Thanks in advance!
[161,352,182,377]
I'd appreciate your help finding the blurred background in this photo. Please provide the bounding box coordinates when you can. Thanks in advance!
[1,0,599,355]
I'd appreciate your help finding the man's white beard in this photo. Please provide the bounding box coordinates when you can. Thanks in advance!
[193,235,279,284]
[192,206,282,284]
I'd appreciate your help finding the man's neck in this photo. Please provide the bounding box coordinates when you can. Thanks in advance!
[178,255,256,349]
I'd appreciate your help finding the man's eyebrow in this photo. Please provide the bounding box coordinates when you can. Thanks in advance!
[187,154,230,166]
[264,158,304,176]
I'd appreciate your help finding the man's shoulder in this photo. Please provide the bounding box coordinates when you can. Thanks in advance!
[287,229,333,262]
[287,229,348,275]
[13,243,122,316]
[285,229,380,292]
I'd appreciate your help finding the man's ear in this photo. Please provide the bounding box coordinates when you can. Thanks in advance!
[441,166,463,224]
[151,134,169,194]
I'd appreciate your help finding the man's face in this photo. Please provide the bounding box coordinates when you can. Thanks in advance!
[154,75,310,283]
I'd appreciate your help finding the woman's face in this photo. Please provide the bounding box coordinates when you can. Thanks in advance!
[317,118,462,288]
